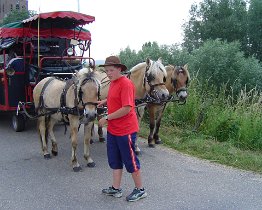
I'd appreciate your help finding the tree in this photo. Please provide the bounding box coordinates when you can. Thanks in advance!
[183,0,248,54]
[1,9,36,26]
[119,46,140,70]
[188,39,262,93]
[248,0,262,61]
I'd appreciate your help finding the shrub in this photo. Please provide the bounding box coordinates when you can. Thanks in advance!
[213,118,240,142]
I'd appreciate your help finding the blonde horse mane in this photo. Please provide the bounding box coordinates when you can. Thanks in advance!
[130,58,167,78]
[75,67,101,94]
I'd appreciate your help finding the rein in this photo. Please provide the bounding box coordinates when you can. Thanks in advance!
[143,62,166,102]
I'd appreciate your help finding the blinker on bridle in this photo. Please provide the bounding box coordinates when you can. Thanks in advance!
[78,77,100,108]
[171,66,189,94]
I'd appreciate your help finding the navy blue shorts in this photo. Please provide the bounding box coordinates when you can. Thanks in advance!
[106,131,140,173]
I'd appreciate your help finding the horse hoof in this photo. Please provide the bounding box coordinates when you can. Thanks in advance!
[44,154,51,159]
[99,137,105,143]
[155,140,162,144]
[73,166,83,172]
[52,151,58,156]
[90,139,94,144]
[148,144,155,148]
[87,162,96,168]
[135,150,141,156]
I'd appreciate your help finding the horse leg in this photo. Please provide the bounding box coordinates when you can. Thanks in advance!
[47,118,58,156]
[134,142,141,155]
[90,115,105,143]
[97,114,105,142]
[147,105,156,148]
[37,116,51,159]
[154,117,163,144]
[134,105,146,155]
[154,105,166,144]
[69,115,82,172]
[84,122,96,167]
[90,123,94,144]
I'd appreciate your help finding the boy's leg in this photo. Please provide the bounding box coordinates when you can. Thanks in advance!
[113,169,123,189]
[117,133,140,174]
[116,133,147,202]
[131,170,142,189]
[102,132,123,198]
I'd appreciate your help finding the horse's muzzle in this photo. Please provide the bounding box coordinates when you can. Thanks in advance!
[84,109,97,121]
[177,90,188,101]
[154,89,169,101]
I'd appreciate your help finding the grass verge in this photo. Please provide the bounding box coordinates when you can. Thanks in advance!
[139,121,262,174]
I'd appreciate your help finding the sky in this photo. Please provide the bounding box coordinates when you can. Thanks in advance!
[28,0,201,60]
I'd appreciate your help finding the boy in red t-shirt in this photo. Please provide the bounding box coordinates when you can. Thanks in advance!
[98,56,147,202]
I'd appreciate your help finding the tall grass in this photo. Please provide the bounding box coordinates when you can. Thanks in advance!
[160,78,262,152]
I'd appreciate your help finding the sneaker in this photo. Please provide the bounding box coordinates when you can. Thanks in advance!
[102,186,122,198]
[126,188,147,202]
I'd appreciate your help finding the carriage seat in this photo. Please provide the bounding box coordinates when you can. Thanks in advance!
[28,65,38,85]
[7,58,25,72]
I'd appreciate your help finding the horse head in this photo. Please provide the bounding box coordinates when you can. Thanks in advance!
[75,68,101,122]
[166,64,190,102]
[143,58,169,102]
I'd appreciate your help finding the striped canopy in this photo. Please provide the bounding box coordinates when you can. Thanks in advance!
[0,11,94,40]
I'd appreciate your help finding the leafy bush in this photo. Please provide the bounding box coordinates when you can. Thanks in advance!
[189,39,262,93]
[213,118,240,142]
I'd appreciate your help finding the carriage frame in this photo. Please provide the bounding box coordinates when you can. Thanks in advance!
[0,11,95,131]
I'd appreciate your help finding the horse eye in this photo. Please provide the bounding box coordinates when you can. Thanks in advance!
[163,77,166,83]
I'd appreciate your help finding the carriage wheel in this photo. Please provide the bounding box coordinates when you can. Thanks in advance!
[12,114,26,132]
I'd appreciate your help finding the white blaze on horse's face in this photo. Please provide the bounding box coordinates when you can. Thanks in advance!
[145,58,169,101]
[82,81,99,122]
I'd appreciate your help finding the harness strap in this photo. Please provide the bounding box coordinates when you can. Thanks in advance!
[60,79,76,108]
[143,64,150,88]
[37,77,55,113]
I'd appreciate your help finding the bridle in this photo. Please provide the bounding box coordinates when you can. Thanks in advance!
[171,66,189,97]
[143,61,167,100]
[78,75,101,108]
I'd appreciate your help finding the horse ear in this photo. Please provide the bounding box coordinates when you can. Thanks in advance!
[157,57,162,63]
[74,70,79,77]
[184,64,188,70]
[89,63,96,70]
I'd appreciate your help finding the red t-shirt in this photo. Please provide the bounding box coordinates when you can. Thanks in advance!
[107,76,139,136]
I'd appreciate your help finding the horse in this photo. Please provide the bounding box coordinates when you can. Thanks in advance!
[137,64,190,147]
[33,68,101,172]
[94,58,170,145]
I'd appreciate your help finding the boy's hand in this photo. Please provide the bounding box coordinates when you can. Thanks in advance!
[98,117,107,127]
[97,99,107,108]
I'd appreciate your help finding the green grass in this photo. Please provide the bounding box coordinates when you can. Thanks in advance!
[139,121,262,174]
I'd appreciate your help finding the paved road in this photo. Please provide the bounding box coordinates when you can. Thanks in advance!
[1,113,262,210]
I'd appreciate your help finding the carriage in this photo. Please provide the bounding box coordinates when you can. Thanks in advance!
[0,11,95,131]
